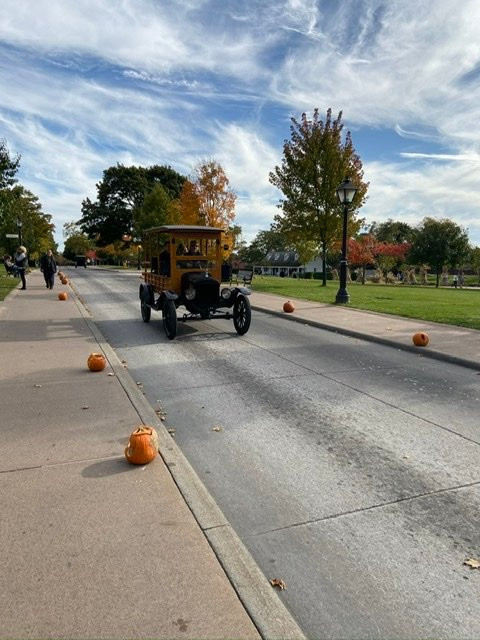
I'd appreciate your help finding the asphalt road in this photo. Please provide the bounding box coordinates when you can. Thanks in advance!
[72,267,480,639]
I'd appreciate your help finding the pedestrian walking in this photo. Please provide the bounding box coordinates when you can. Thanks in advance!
[40,249,57,289]
[14,246,28,290]
[452,274,458,289]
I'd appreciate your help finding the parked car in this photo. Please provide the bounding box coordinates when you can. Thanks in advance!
[75,255,87,268]
[138,225,252,340]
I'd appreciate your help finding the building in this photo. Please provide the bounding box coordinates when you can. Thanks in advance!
[255,251,325,277]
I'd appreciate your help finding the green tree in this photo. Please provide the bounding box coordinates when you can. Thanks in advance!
[269,108,368,286]
[1,185,56,259]
[368,219,415,244]
[63,234,92,261]
[134,183,173,235]
[470,246,480,285]
[408,217,470,287]
[78,164,185,245]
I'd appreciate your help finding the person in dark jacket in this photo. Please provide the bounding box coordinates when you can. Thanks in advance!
[14,246,28,290]
[40,249,57,289]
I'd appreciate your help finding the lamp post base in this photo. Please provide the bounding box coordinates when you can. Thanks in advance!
[335,288,350,304]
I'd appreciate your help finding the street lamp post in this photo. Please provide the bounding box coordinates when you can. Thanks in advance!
[335,177,357,305]
[16,218,23,246]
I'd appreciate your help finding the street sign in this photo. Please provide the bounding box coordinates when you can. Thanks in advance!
[5,233,19,238]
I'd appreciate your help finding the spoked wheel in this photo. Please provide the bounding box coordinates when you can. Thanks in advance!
[140,295,151,323]
[163,299,177,339]
[233,294,251,335]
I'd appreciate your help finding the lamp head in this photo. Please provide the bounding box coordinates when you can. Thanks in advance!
[336,177,357,204]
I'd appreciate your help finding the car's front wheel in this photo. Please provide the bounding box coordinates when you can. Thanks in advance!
[163,299,177,339]
[233,294,251,335]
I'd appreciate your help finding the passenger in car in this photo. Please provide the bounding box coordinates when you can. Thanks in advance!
[187,240,200,255]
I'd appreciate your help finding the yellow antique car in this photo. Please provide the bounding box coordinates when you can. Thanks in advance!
[139,225,252,339]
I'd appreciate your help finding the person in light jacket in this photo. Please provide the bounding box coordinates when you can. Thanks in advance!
[40,249,57,289]
[14,246,28,290]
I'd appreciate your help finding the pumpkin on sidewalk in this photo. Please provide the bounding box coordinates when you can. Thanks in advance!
[283,300,295,313]
[58,292,68,301]
[412,332,429,347]
[87,352,107,371]
[125,426,159,465]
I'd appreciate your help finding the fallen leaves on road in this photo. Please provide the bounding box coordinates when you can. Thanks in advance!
[34,384,42,388]
[464,558,480,569]
[270,578,287,590]
[212,425,224,432]
[107,372,115,376]
[167,428,176,437]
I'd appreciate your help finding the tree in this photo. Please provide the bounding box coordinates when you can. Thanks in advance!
[78,164,186,245]
[134,183,177,234]
[178,180,202,225]
[63,234,92,261]
[470,246,480,285]
[408,217,470,287]
[191,160,236,228]
[269,108,368,286]
[348,234,377,284]
[375,242,411,282]
[0,184,56,259]
[0,139,20,189]
[368,219,415,244]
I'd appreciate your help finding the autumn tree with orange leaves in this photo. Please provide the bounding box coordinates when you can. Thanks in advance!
[179,160,236,229]
[348,234,377,284]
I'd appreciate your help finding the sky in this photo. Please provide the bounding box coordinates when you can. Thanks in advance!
[2,0,480,251]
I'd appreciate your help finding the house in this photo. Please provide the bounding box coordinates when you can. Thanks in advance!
[255,251,325,277]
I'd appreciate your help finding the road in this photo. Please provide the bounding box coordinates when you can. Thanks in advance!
[72,267,480,639]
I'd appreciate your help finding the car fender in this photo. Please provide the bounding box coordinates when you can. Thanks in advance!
[234,286,251,296]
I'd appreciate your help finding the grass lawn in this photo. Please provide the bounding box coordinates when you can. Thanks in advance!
[0,265,20,301]
[251,276,480,330]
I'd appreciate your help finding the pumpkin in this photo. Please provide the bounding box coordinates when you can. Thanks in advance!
[87,352,107,371]
[124,426,158,465]
[58,271,64,278]
[61,277,69,284]
[412,332,429,347]
[283,300,295,313]
[58,292,68,301]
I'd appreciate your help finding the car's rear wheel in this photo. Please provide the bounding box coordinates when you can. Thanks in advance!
[163,299,177,339]
[233,294,251,335]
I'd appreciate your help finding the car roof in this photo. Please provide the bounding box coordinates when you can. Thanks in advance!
[145,225,223,235]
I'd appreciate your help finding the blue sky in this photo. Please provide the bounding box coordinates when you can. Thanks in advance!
[2,0,480,250]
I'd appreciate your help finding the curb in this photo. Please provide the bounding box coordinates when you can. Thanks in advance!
[69,282,306,640]
[251,304,480,372]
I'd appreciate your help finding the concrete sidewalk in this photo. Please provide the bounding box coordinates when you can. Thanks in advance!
[250,290,480,371]
[0,270,304,640]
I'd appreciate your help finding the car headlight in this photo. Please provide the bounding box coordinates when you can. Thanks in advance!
[185,286,196,301]
[221,287,232,300]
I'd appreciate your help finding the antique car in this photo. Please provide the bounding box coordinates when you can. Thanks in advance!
[138,225,252,339]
